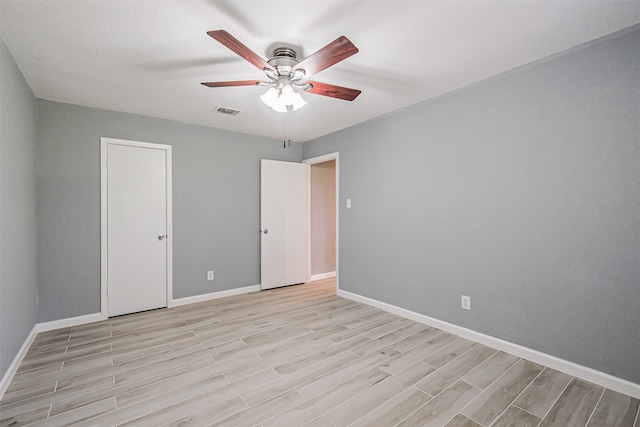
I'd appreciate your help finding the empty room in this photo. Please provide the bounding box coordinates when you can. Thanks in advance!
[1,1,639,426]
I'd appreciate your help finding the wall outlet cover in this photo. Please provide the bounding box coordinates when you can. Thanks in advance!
[461,295,471,310]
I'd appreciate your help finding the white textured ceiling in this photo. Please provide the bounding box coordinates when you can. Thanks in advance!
[1,1,639,142]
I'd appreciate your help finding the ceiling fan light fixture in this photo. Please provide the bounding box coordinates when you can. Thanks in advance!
[261,83,306,112]
[260,87,279,108]
[279,84,296,105]
[271,102,289,113]
[289,91,307,110]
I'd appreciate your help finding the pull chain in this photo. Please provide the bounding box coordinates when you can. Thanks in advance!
[283,106,292,148]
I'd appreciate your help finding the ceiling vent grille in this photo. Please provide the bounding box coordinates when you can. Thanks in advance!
[213,106,242,115]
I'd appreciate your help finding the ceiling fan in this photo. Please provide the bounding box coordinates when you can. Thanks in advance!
[201,30,361,112]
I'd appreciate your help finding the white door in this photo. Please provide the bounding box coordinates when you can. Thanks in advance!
[261,159,309,290]
[102,139,171,317]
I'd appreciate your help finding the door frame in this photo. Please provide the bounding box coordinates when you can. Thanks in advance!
[303,152,339,291]
[100,137,173,319]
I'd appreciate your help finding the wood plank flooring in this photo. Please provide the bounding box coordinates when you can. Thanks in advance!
[1,278,638,426]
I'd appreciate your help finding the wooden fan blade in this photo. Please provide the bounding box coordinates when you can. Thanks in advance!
[201,80,262,88]
[207,30,273,71]
[306,81,361,101]
[295,36,358,76]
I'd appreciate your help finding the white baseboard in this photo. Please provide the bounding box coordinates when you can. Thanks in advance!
[337,289,640,400]
[172,284,261,307]
[0,324,38,399]
[37,312,103,332]
[6,286,636,401]
[310,271,337,281]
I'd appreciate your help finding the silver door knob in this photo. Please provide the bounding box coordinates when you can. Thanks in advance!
[158,234,166,240]
[262,229,269,234]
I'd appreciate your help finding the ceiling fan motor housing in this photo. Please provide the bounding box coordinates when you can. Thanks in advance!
[267,47,304,80]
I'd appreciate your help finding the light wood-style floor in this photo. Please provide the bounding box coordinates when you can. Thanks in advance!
[1,278,638,427]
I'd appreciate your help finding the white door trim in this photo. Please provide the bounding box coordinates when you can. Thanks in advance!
[303,152,339,291]
[100,137,173,319]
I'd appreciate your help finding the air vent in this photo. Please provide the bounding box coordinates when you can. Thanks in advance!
[213,106,242,116]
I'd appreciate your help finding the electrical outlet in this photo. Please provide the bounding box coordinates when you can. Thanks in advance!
[207,270,214,281]
[461,295,471,310]
[346,198,352,208]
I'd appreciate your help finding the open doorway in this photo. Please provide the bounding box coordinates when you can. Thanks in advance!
[305,153,338,295]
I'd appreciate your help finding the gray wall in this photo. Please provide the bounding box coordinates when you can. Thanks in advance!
[36,100,301,322]
[0,39,38,378]
[303,29,640,383]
